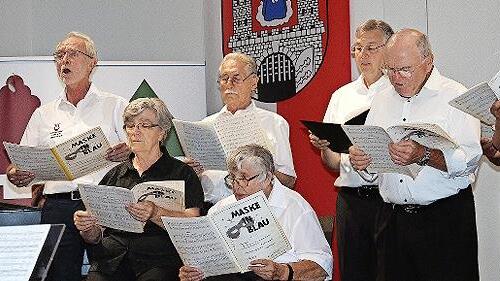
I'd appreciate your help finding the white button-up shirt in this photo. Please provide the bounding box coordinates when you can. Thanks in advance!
[200,101,296,203]
[210,179,333,280]
[21,84,128,194]
[365,68,482,205]
[323,75,391,187]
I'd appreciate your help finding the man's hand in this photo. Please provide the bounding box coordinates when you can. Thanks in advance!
[249,259,288,280]
[178,265,204,281]
[348,145,372,170]
[6,164,35,187]
[126,201,157,222]
[183,157,205,176]
[490,100,500,118]
[105,142,130,162]
[309,133,330,151]
[388,140,424,166]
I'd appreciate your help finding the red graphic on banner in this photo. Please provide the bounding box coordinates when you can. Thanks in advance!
[0,75,41,205]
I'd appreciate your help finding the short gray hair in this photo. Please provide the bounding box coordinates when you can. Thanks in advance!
[227,145,275,182]
[355,19,394,42]
[388,29,433,59]
[57,31,97,59]
[123,98,174,135]
[219,52,258,77]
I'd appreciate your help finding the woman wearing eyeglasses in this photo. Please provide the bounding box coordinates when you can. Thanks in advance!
[179,144,332,281]
[74,98,204,281]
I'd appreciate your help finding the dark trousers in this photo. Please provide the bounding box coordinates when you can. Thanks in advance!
[86,264,177,281]
[41,198,86,281]
[336,186,383,281]
[375,186,479,281]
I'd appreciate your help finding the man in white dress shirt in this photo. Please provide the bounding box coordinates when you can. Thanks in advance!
[187,52,296,204]
[6,32,130,281]
[349,29,481,281]
[309,19,393,281]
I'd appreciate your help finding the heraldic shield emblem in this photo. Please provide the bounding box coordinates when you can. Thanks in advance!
[222,0,329,103]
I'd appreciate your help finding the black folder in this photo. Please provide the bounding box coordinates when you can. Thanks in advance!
[302,110,369,153]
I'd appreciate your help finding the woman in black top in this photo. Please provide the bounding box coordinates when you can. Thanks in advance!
[74,98,204,281]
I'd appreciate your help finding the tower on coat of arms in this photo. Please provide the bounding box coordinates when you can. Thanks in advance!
[224,0,326,102]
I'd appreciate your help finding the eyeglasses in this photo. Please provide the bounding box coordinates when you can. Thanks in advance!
[352,43,385,55]
[123,122,160,132]
[224,173,260,189]
[53,49,93,62]
[383,57,429,78]
[217,72,255,86]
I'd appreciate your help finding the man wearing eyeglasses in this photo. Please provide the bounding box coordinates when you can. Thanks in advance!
[349,29,481,281]
[186,52,296,205]
[6,31,130,281]
[308,19,393,281]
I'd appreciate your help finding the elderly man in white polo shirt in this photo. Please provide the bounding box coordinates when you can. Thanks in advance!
[6,31,129,281]
[187,52,296,204]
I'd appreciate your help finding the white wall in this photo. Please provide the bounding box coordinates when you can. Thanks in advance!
[351,1,500,279]
[0,1,205,61]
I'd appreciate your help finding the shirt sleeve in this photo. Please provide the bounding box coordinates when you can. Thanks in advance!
[272,117,296,178]
[112,97,129,143]
[287,210,333,279]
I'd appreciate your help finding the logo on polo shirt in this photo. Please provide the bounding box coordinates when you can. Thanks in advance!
[50,123,63,139]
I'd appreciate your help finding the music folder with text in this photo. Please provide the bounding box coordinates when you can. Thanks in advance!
[162,191,291,278]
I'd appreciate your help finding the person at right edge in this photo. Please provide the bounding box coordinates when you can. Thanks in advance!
[481,100,500,166]
[349,29,481,281]
[309,19,393,281]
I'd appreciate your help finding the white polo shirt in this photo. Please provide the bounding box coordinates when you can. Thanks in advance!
[200,101,296,203]
[210,180,333,279]
[323,75,391,187]
[21,83,128,194]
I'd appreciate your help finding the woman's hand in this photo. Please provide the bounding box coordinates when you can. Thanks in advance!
[126,201,157,222]
[74,210,102,244]
[179,265,204,281]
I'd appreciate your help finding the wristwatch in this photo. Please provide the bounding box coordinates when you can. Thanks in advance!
[417,146,432,166]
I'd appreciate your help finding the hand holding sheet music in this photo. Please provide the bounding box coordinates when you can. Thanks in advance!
[342,123,457,178]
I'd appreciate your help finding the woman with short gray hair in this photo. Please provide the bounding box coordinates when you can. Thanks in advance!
[75,97,204,280]
[180,144,332,280]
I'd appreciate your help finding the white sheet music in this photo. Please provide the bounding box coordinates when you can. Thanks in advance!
[172,119,227,170]
[342,125,418,178]
[214,111,273,156]
[3,142,67,181]
[210,192,291,270]
[387,123,458,150]
[0,224,50,281]
[162,216,241,277]
[132,181,185,212]
[54,127,113,179]
[78,184,144,233]
[449,82,498,125]
[162,191,290,277]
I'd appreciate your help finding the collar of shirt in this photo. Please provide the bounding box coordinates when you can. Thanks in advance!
[266,179,289,210]
[220,100,256,116]
[355,74,391,95]
[119,146,175,179]
[56,83,98,110]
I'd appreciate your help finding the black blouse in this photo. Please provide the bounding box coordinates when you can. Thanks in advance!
[90,146,204,278]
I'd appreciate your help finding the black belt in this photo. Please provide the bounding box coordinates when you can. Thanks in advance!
[342,185,379,198]
[392,204,426,214]
[45,191,81,200]
[391,185,472,215]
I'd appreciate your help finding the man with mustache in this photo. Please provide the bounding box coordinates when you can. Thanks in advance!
[186,52,296,204]
[6,31,130,281]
